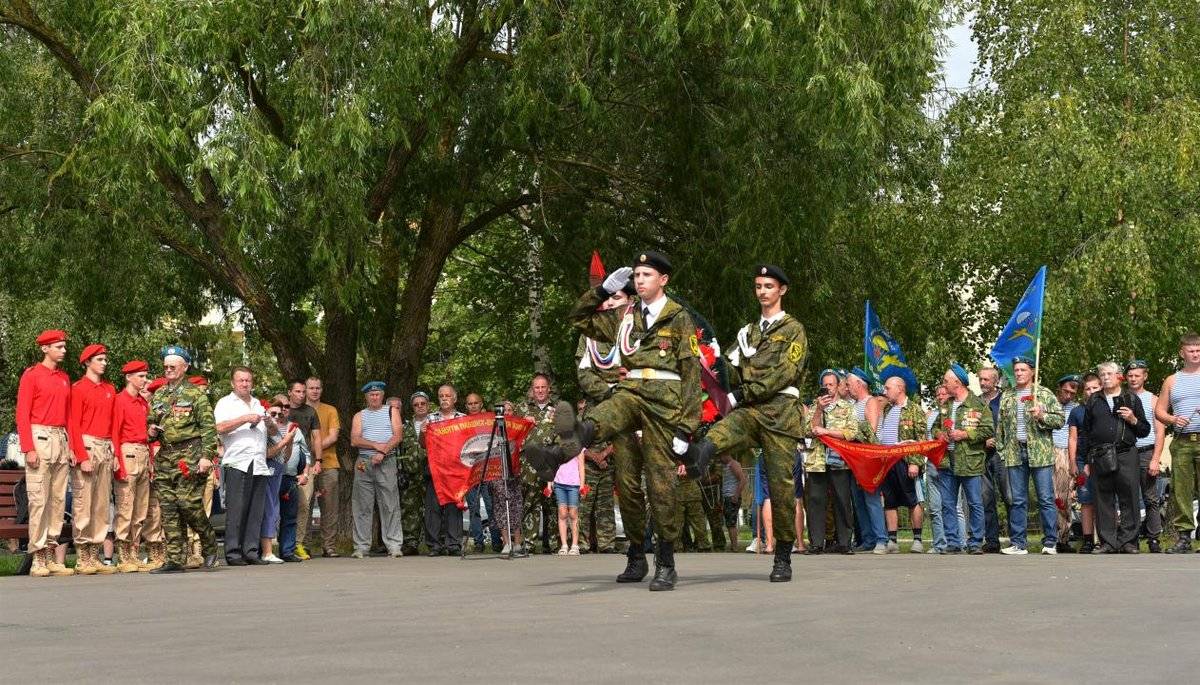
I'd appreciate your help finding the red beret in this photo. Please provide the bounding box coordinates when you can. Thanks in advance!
[122,360,149,374]
[36,329,68,346]
[79,343,107,364]
[188,375,209,387]
[146,378,167,393]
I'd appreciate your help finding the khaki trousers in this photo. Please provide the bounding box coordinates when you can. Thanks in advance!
[26,425,69,552]
[114,443,152,543]
[71,435,114,544]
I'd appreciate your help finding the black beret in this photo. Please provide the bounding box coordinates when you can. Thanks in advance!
[753,263,789,285]
[620,280,637,296]
[632,250,672,275]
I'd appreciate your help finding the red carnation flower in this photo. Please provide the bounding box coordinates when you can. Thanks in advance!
[178,458,190,479]
[942,419,954,429]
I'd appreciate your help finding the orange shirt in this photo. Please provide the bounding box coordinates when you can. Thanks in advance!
[313,402,342,470]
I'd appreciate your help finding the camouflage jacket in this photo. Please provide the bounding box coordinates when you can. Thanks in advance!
[517,399,580,483]
[804,398,862,472]
[569,288,702,435]
[400,417,429,475]
[725,314,808,439]
[994,384,1065,468]
[931,393,994,476]
[576,335,622,404]
[150,379,217,460]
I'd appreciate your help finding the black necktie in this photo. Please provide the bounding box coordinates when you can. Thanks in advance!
[761,320,768,333]
[643,307,651,323]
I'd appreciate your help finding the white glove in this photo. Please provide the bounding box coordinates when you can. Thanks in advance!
[672,437,688,455]
[727,393,738,409]
[602,266,633,295]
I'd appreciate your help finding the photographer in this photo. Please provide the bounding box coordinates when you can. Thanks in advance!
[1081,362,1150,553]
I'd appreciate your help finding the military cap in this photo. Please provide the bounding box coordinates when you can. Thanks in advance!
[79,343,107,364]
[36,329,68,346]
[753,264,789,285]
[848,367,872,385]
[160,345,193,364]
[949,363,970,385]
[1125,359,1148,372]
[1057,373,1082,386]
[121,360,149,374]
[411,390,430,402]
[631,250,672,275]
[1012,355,1036,368]
[620,280,637,296]
[146,377,167,393]
[817,368,844,383]
[361,380,386,393]
[188,375,209,387]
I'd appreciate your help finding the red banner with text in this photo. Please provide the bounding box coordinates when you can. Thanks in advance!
[816,435,948,492]
[424,415,534,508]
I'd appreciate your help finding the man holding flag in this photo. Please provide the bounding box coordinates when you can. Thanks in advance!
[878,377,928,553]
[989,266,1046,384]
[994,357,1064,555]
[686,264,808,582]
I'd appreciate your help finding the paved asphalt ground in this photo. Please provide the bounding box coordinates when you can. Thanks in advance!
[2,551,1198,683]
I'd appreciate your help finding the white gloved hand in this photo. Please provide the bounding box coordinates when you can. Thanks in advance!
[727,393,739,410]
[602,266,633,295]
[672,437,689,455]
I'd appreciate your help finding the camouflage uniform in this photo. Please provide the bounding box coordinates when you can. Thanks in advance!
[569,287,702,549]
[994,385,1065,468]
[398,417,429,554]
[149,379,218,565]
[576,335,625,552]
[517,399,579,550]
[705,314,807,545]
[675,475,711,551]
[700,459,727,550]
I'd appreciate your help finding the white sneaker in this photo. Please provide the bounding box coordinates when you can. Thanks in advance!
[500,542,512,555]
[1041,545,1057,555]
[1000,545,1028,555]
[263,554,284,564]
[909,539,925,553]
[886,540,900,553]
[558,545,570,556]
[568,545,580,556]
[744,539,760,553]
[351,550,365,559]
[872,543,888,555]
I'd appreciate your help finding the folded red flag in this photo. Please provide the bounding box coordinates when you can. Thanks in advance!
[816,435,949,492]
[425,415,535,508]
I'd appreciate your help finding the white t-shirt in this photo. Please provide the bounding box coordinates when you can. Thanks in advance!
[214,392,270,475]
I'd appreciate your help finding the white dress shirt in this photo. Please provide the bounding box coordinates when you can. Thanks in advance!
[214,392,270,475]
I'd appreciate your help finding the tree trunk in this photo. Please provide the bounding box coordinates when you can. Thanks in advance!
[524,217,551,375]
[319,297,359,542]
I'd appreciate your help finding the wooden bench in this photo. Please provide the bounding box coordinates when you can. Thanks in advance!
[0,470,27,543]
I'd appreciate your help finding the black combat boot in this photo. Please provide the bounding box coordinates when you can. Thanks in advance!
[682,438,716,480]
[524,443,567,482]
[202,554,222,570]
[648,541,677,591]
[769,543,793,583]
[149,560,186,574]
[616,548,649,583]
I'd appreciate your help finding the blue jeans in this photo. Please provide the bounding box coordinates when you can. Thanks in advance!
[851,481,887,547]
[278,476,299,558]
[937,470,984,549]
[1006,445,1057,547]
[466,484,501,548]
[925,470,946,550]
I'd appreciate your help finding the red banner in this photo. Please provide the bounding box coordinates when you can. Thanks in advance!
[816,435,949,492]
[424,415,534,508]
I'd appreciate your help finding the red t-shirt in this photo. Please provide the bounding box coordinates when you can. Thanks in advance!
[111,389,150,462]
[69,376,116,462]
[16,363,71,453]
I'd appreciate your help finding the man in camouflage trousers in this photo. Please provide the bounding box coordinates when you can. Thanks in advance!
[574,277,637,554]
[147,346,220,572]
[560,251,703,592]
[398,391,432,556]
[518,374,579,553]
[688,264,807,582]
[675,475,711,551]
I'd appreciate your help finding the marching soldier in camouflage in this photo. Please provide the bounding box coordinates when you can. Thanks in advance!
[575,281,637,554]
[699,459,727,551]
[146,346,220,572]
[688,264,807,582]
[518,374,579,552]
[398,392,433,556]
[675,475,711,551]
[563,251,703,592]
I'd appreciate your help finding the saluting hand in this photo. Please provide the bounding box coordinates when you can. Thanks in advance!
[602,266,633,294]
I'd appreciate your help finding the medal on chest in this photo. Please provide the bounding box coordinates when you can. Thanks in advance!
[658,340,669,358]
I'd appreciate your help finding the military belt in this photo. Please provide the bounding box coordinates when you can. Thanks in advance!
[1182,433,1200,442]
[625,368,681,381]
[161,436,201,450]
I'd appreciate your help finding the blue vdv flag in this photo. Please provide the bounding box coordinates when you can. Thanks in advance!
[989,265,1047,383]
[864,300,919,395]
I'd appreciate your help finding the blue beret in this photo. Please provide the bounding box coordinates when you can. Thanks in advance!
[160,345,192,364]
[1012,355,1036,368]
[1057,374,1082,386]
[410,390,430,402]
[950,363,969,385]
[848,367,872,385]
[818,368,842,383]
[361,381,386,393]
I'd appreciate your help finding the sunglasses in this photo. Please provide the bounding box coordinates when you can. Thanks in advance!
[268,410,283,418]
